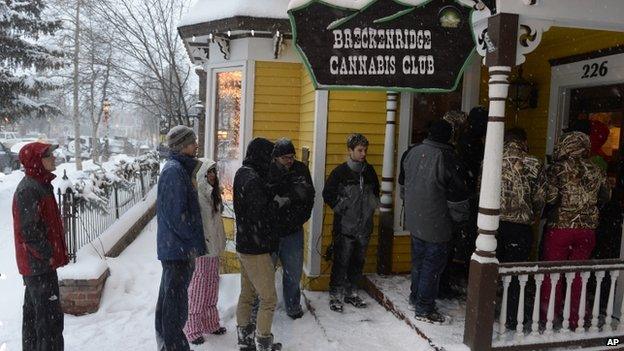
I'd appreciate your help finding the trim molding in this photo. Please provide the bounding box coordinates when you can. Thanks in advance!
[549,45,624,67]
[305,90,328,277]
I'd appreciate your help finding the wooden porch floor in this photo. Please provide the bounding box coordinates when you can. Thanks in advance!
[362,274,470,351]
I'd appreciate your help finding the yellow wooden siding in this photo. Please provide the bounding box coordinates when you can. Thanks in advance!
[253,61,302,149]
[479,27,624,158]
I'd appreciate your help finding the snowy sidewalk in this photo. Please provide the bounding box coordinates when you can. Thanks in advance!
[1,216,434,350]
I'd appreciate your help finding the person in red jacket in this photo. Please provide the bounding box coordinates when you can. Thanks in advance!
[13,142,69,351]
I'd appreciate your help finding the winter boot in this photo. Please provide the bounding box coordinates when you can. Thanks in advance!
[237,324,256,351]
[190,336,205,345]
[329,297,344,312]
[414,309,447,324]
[255,334,282,351]
[344,292,367,308]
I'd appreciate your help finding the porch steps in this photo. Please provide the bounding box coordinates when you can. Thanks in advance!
[301,289,438,350]
[362,274,469,351]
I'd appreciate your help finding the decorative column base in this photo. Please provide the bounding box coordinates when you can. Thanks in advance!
[463,260,499,351]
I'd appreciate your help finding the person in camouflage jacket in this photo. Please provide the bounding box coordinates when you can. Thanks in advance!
[545,131,610,230]
[498,128,546,329]
[540,131,610,330]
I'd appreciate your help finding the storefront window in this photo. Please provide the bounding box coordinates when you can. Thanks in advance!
[214,70,242,216]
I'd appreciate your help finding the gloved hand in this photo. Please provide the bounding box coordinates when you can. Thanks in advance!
[273,194,291,208]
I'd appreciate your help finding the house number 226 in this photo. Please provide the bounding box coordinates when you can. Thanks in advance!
[581,61,608,79]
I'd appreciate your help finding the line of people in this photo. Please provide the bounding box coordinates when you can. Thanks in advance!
[156,126,383,350]
[399,109,612,328]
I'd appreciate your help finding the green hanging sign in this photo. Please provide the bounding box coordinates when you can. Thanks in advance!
[288,0,482,92]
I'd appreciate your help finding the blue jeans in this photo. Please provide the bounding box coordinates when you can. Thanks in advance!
[409,236,449,315]
[155,259,195,351]
[277,229,304,315]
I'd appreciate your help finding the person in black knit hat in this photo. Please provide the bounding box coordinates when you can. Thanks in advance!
[268,138,315,320]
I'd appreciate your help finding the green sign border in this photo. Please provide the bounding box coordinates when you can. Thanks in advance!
[288,0,480,93]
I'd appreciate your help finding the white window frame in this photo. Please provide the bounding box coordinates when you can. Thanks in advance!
[204,60,255,218]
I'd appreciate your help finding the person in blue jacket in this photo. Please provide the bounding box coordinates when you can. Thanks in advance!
[155,125,206,351]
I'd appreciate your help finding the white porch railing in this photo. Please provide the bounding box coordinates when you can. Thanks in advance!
[492,259,624,350]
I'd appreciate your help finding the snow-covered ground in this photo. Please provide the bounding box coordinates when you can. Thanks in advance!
[368,275,469,351]
[0,159,434,351]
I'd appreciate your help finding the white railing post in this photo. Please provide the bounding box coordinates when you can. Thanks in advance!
[532,274,544,336]
[499,275,512,336]
[546,273,560,334]
[562,272,575,332]
[516,274,528,339]
[577,271,591,333]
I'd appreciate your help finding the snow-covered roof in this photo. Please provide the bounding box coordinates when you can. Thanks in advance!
[179,0,291,27]
[287,0,476,11]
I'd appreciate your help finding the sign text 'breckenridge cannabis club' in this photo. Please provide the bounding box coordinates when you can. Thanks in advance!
[288,0,478,92]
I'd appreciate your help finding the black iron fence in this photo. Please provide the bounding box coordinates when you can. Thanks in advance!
[58,167,158,262]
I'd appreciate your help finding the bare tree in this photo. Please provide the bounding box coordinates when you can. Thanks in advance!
[93,0,194,130]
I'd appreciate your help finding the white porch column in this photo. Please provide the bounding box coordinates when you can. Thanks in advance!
[464,13,519,351]
[473,65,511,260]
[380,91,398,213]
[377,91,399,274]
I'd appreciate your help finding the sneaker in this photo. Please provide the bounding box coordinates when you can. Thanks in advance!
[288,310,304,320]
[344,295,367,308]
[190,336,205,345]
[407,301,416,311]
[211,327,227,335]
[329,298,344,313]
[414,309,447,324]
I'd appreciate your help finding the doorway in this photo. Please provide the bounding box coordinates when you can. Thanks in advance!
[567,83,624,192]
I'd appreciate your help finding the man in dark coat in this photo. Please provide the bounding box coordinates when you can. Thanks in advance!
[268,138,314,320]
[323,133,380,313]
[234,137,283,351]
[402,120,469,323]
[155,125,206,351]
[13,142,69,351]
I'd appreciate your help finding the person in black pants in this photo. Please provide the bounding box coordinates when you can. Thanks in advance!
[323,133,380,313]
[13,142,69,351]
[155,126,206,351]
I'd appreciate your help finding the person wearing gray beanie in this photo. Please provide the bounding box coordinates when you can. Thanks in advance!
[167,125,197,152]
[155,124,204,350]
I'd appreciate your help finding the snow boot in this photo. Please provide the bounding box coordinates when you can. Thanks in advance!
[255,334,282,351]
[211,326,227,335]
[414,309,447,324]
[329,297,344,312]
[344,293,367,308]
[237,324,256,351]
[190,336,205,345]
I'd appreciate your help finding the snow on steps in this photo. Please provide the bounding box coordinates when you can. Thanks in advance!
[362,274,470,351]
[301,289,436,351]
